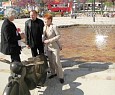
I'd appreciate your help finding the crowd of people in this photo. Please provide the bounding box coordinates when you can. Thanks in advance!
[0,8,64,84]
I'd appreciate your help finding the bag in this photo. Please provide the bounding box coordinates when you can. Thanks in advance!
[24,54,48,90]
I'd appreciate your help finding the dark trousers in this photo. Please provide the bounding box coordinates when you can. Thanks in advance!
[10,54,21,62]
[31,45,44,57]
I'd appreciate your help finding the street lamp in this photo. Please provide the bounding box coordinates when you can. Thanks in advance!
[93,0,95,22]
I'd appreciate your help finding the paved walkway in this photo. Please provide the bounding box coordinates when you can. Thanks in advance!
[1,16,115,31]
[0,17,115,95]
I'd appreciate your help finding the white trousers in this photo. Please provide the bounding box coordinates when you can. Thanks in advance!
[47,49,64,78]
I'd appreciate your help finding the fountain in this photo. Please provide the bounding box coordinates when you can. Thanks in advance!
[88,24,113,50]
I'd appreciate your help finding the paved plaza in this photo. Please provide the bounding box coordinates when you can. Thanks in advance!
[0,17,115,95]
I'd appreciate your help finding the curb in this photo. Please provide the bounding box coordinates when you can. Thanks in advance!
[58,24,115,28]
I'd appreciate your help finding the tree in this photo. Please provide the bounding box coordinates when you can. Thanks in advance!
[0,0,8,2]
[12,0,36,7]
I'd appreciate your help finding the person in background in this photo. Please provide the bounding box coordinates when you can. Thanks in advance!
[61,11,64,17]
[25,10,44,57]
[1,8,24,62]
[43,13,64,84]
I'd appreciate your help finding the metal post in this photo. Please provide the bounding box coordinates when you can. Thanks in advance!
[93,0,95,22]
[113,1,114,12]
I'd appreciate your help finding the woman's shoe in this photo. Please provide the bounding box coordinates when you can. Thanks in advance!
[59,78,64,84]
[48,74,57,79]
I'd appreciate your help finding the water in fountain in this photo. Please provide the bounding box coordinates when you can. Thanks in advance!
[88,25,113,50]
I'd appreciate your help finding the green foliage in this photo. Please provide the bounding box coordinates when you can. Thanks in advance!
[87,0,93,3]
[50,12,56,17]
[0,14,4,20]
[104,2,113,7]
[0,0,8,2]
[44,12,62,17]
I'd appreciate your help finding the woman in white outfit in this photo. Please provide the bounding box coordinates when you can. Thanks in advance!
[43,13,64,84]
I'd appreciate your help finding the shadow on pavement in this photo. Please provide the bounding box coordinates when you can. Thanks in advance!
[39,77,84,95]
[1,56,112,95]
[38,57,112,95]
[61,57,112,69]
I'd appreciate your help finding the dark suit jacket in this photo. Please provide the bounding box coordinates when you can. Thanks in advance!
[25,18,44,48]
[0,18,21,55]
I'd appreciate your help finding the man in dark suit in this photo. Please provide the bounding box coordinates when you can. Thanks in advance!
[1,8,24,62]
[25,10,44,57]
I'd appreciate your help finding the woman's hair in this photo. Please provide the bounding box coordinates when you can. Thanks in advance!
[4,8,17,18]
[43,13,53,21]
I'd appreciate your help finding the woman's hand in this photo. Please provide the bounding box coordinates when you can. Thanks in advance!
[44,40,50,44]
[26,45,30,49]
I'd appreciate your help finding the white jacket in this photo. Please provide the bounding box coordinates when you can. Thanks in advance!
[43,24,62,51]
